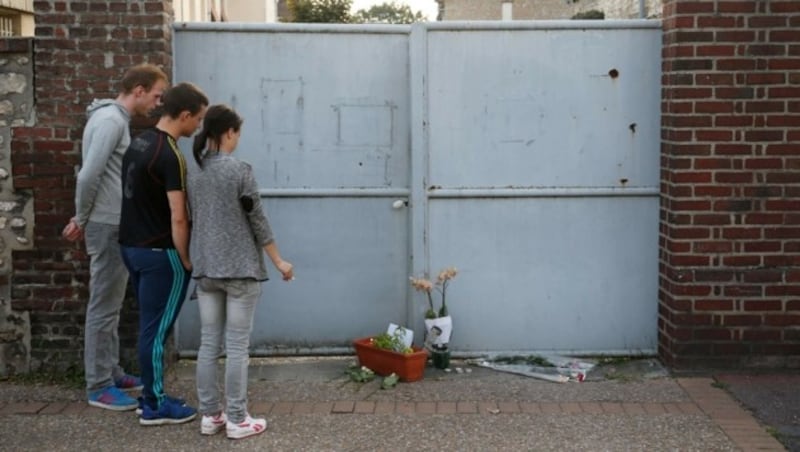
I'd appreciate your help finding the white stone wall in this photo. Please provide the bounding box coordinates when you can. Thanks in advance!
[438,0,663,20]
[175,0,278,22]
[0,39,33,376]
[0,1,34,12]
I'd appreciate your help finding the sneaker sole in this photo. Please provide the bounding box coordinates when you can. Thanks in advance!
[227,424,268,440]
[139,413,197,426]
[88,400,138,411]
[201,425,226,435]
[227,428,267,440]
[118,385,144,392]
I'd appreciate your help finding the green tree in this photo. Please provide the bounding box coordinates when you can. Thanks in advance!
[352,2,426,24]
[571,9,605,20]
[286,0,353,23]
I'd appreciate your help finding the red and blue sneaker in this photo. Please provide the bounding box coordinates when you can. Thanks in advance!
[114,374,143,392]
[88,386,138,411]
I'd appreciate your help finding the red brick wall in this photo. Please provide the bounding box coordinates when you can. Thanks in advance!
[9,0,800,371]
[12,1,173,371]
[660,0,800,368]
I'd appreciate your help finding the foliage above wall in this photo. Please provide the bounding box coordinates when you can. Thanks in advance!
[571,9,605,19]
[286,0,354,23]
[352,3,426,23]
[285,0,427,24]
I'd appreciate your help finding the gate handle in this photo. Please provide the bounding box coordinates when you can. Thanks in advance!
[392,200,408,209]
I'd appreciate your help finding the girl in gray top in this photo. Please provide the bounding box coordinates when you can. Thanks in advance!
[188,104,294,440]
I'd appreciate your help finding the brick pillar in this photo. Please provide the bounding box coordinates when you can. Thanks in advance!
[10,1,173,372]
[660,0,800,368]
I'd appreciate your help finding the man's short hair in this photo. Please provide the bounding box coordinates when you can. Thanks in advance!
[119,64,169,94]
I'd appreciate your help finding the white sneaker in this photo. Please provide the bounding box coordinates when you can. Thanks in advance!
[226,414,267,440]
[201,412,227,435]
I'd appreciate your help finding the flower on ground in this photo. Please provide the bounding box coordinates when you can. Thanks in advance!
[410,266,458,319]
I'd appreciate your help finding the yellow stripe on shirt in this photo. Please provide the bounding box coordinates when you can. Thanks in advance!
[166,135,187,190]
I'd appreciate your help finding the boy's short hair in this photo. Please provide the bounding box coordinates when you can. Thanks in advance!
[160,82,209,119]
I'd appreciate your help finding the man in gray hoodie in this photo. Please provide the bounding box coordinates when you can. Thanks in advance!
[62,64,169,411]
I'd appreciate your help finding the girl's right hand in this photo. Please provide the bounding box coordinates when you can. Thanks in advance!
[277,260,294,281]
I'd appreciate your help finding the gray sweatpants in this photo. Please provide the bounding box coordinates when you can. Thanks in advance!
[84,221,130,393]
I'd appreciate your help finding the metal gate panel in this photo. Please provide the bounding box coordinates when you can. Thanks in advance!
[416,21,661,353]
[173,24,413,353]
[425,24,660,189]
[427,196,659,353]
[173,25,411,190]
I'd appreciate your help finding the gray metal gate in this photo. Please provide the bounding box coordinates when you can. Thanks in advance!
[173,20,662,356]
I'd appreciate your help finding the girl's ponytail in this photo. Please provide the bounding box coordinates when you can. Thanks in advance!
[192,128,209,168]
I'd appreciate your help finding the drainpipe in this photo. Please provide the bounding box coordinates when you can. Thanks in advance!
[501,0,513,21]
[639,0,646,18]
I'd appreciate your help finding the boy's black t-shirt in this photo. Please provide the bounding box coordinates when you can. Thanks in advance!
[119,128,187,249]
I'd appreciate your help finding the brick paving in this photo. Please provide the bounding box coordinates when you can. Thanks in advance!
[677,378,786,451]
[0,400,719,417]
[0,376,788,451]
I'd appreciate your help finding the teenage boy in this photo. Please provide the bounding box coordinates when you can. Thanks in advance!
[119,82,208,425]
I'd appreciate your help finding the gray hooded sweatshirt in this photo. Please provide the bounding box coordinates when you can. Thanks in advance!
[75,99,131,226]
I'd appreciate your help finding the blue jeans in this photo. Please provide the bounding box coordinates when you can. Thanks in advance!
[195,278,261,424]
[120,246,190,409]
[84,222,129,393]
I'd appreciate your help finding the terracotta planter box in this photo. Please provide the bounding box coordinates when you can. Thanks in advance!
[353,337,428,382]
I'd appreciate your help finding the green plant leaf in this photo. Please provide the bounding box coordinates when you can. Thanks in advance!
[493,355,554,367]
[381,373,399,389]
[346,365,375,383]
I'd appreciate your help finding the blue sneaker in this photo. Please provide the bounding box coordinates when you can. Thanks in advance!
[139,398,197,426]
[136,395,187,416]
[88,386,138,411]
[114,374,143,391]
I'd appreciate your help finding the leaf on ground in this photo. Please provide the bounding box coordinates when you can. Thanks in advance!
[346,365,375,383]
[381,373,399,389]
